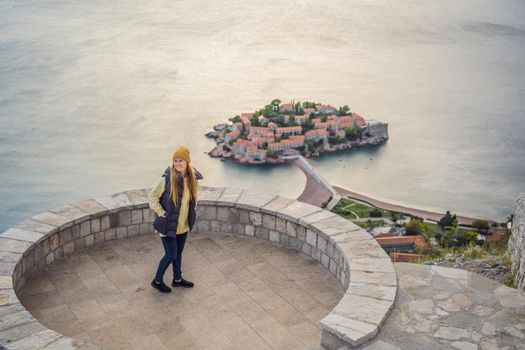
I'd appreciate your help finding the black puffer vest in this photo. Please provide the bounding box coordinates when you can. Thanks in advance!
[153,167,202,237]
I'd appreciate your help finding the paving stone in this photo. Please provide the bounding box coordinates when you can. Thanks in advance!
[331,294,393,325]
[0,228,45,243]
[0,238,32,254]
[494,285,525,313]
[443,312,482,331]
[432,265,469,282]
[124,189,148,205]
[6,329,62,349]
[70,199,107,215]
[349,258,395,274]
[433,326,470,340]
[362,340,401,350]
[0,288,19,306]
[481,322,496,336]
[350,270,397,286]
[321,313,378,347]
[261,196,296,215]
[277,200,323,223]
[216,187,243,206]
[451,340,478,350]
[347,282,396,301]
[298,210,339,227]
[13,220,56,234]
[93,192,134,211]
[437,299,461,312]
[49,205,89,223]
[311,216,361,236]
[479,338,497,350]
[31,211,71,228]
[471,331,483,342]
[198,186,225,203]
[235,190,276,211]
[408,299,434,315]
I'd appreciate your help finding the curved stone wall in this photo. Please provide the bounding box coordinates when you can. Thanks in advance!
[0,186,397,349]
[509,193,525,290]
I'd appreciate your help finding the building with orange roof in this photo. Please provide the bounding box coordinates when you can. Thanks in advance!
[305,129,329,141]
[316,104,338,114]
[294,115,310,125]
[375,235,427,254]
[303,108,316,115]
[390,253,421,263]
[225,129,241,143]
[268,137,305,151]
[241,115,252,126]
[246,146,266,160]
[335,130,346,138]
[314,121,329,129]
[258,115,269,125]
[248,126,270,135]
[350,113,367,127]
[231,139,254,155]
[276,126,302,135]
[231,122,244,131]
[279,103,294,113]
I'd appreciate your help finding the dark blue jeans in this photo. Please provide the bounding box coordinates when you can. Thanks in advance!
[154,232,188,283]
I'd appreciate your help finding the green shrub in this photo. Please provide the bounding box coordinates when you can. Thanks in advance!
[405,220,423,236]
[369,208,382,218]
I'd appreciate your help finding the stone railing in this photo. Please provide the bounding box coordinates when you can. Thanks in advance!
[0,186,397,349]
[509,193,525,290]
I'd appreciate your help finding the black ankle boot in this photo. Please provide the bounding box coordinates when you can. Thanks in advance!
[151,279,172,293]
[172,277,194,288]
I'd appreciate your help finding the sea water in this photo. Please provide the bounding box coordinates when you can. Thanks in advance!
[1,0,524,231]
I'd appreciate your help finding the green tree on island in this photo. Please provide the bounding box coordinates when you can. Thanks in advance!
[302,101,316,109]
[339,105,351,115]
[271,99,281,112]
[345,126,362,141]
[229,115,241,123]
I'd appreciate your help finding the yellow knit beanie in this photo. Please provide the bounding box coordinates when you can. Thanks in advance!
[173,145,191,164]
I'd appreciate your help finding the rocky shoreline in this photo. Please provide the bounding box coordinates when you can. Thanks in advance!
[205,124,388,165]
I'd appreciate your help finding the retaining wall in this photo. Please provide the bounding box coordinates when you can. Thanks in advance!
[0,186,397,349]
[509,193,525,290]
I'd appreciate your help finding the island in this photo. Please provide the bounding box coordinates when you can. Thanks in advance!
[206,99,389,164]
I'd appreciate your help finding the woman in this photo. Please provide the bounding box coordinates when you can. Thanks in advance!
[148,145,202,293]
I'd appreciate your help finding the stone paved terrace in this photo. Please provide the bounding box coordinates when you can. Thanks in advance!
[1,186,525,349]
[0,186,397,349]
[361,263,525,350]
[18,232,344,349]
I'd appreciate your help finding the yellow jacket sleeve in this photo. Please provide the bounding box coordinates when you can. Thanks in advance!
[148,177,167,217]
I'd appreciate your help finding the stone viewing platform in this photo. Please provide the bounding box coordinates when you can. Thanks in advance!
[1,187,524,349]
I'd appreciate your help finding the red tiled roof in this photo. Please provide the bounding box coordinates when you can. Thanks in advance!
[276,126,302,132]
[375,235,427,249]
[305,129,329,136]
[391,253,421,263]
[225,129,240,139]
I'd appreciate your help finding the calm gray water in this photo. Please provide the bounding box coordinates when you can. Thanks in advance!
[1,0,525,231]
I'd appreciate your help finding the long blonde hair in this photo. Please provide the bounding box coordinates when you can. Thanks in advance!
[169,160,198,207]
